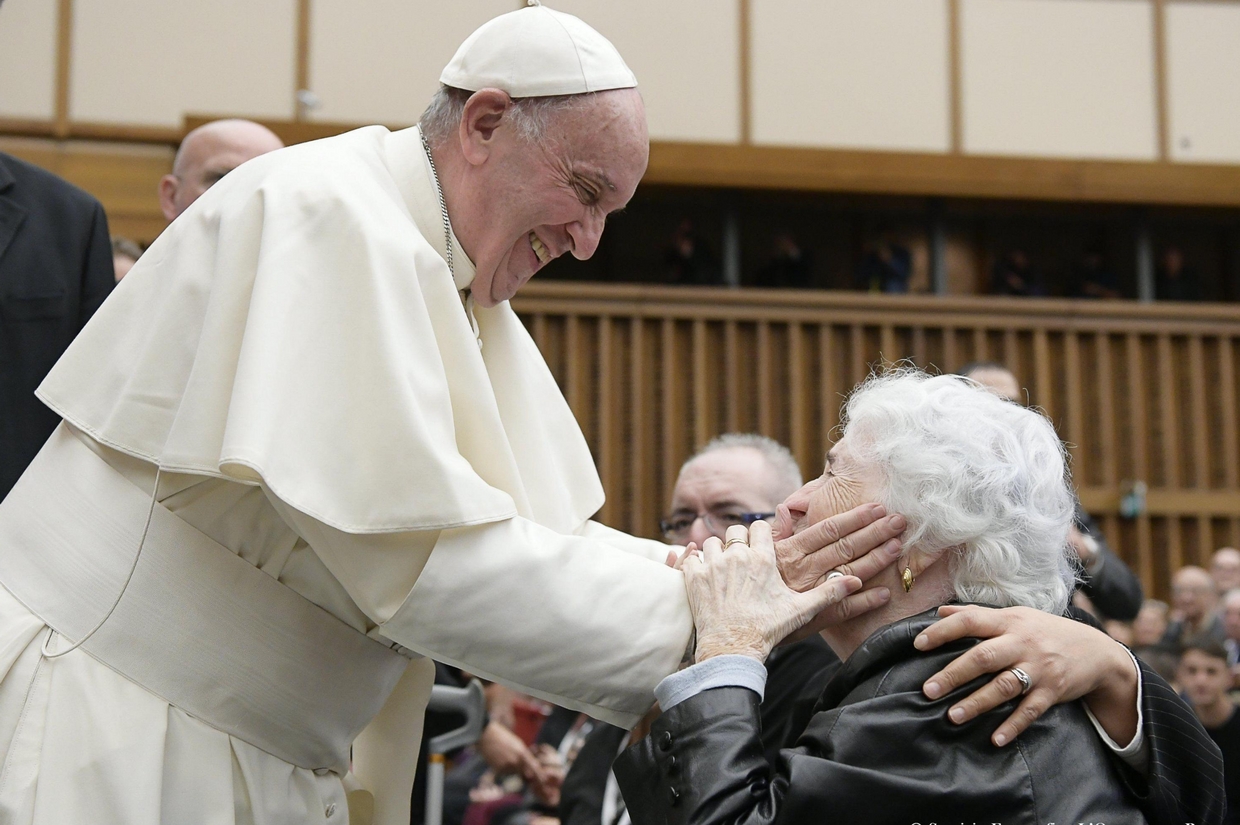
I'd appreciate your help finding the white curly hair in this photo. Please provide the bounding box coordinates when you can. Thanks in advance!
[841,368,1077,614]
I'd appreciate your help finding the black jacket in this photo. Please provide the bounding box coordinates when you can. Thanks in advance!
[615,610,1155,825]
[0,152,114,499]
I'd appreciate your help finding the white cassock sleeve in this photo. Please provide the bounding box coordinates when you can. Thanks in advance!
[266,493,692,729]
[575,520,675,563]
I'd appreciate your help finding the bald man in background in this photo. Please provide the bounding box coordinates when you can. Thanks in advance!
[158,118,283,221]
[1212,547,1240,595]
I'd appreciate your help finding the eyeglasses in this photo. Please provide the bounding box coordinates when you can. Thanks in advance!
[659,510,776,542]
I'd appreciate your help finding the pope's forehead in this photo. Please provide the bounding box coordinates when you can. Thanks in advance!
[547,91,646,154]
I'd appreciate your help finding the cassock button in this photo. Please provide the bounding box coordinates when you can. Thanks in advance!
[325,802,337,817]
[668,787,681,807]
[658,731,674,752]
[666,755,680,776]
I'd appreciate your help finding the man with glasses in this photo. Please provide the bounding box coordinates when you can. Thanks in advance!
[660,433,843,762]
[661,434,792,549]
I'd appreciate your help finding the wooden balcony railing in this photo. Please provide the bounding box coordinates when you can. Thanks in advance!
[513,282,1240,600]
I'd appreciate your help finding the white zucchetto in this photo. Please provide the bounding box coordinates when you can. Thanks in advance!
[440,1,637,98]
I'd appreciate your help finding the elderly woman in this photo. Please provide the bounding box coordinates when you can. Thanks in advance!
[615,371,1176,825]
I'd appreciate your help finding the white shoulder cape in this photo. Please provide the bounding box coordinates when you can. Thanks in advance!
[37,126,605,535]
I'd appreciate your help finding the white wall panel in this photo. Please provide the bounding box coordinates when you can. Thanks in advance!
[750,0,951,152]
[1166,2,1240,164]
[960,0,1158,160]
[70,0,296,127]
[0,0,57,120]
[308,1,514,125]
[551,0,741,143]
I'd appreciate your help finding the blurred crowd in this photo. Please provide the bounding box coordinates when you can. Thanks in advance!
[663,220,1206,300]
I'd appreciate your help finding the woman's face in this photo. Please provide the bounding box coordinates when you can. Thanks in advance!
[775,432,885,539]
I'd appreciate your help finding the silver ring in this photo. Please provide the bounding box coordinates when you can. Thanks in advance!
[1009,667,1032,695]
[826,571,844,580]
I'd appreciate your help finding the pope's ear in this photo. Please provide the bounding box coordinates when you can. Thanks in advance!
[459,88,512,165]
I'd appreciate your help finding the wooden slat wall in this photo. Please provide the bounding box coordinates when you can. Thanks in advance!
[514,282,1240,600]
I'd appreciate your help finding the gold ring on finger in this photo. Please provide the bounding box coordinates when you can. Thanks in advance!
[724,537,748,549]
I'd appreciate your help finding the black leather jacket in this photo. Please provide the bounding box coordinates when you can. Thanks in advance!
[615,609,1149,825]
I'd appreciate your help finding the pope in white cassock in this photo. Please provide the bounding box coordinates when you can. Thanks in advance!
[0,6,898,825]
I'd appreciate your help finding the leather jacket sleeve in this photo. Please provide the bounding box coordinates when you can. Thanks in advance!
[614,687,781,825]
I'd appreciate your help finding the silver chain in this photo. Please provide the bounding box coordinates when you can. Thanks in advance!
[419,129,454,278]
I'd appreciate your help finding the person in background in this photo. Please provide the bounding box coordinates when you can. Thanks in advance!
[759,231,812,289]
[961,361,1144,620]
[1156,245,1201,302]
[158,118,284,222]
[1221,589,1240,682]
[1074,246,1122,299]
[1214,547,1240,595]
[111,237,143,283]
[0,151,114,500]
[1133,599,1172,648]
[1165,566,1227,646]
[855,223,911,294]
[990,248,1041,297]
[665,218,718,285]
[1178,636,1240,824]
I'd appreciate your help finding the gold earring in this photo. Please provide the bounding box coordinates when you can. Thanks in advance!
[901,567,915,593]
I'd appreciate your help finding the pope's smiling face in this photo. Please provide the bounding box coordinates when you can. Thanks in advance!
[452,88,648,307]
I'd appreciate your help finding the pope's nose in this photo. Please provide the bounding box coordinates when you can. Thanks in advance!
[569,213,605,260]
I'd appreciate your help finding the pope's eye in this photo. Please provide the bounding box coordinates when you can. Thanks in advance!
[574,180,600,206]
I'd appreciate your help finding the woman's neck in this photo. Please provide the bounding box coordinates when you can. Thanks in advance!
[820,564,954,660]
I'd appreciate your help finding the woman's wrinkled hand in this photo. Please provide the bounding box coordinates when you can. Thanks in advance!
[684,521,866,663]
[915,604,1138,747]
[773,503,906,593]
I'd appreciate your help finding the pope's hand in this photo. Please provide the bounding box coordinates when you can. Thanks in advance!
[774,503,905,592]
[686,522,865,663]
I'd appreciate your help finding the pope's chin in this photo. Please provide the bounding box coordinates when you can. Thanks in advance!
[476,238,548,306]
